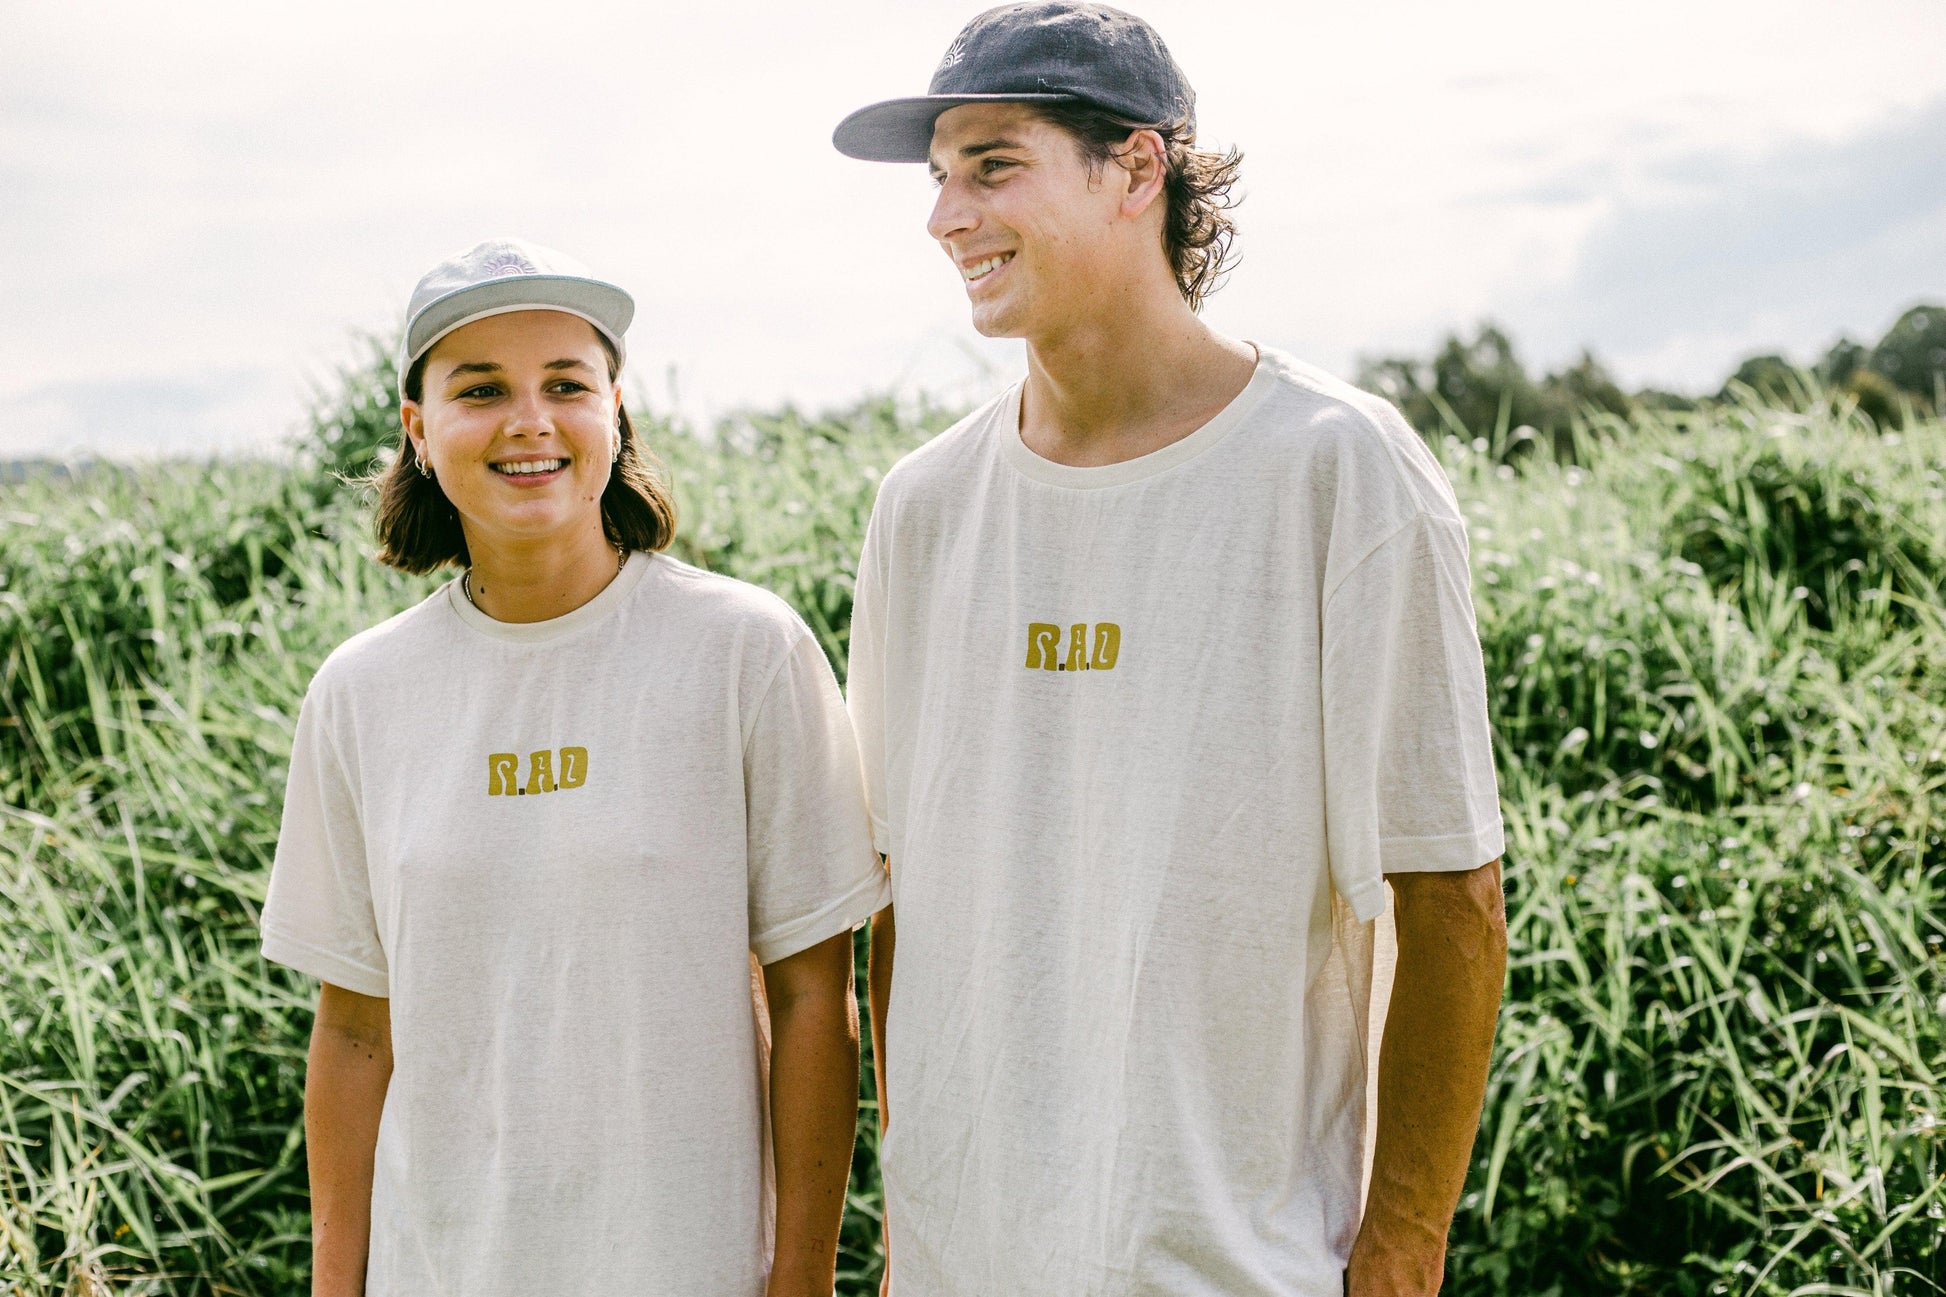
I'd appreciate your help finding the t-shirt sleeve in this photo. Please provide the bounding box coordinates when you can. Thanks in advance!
[1321,509,1505,922]
[745,631,890,965]
[260,677,391,997]
[846,505,892,857]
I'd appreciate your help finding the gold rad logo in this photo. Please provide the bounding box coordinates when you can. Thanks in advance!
[1025,622,1121,673]
[487,747,589,797]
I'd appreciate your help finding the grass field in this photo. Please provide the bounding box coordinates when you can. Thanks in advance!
[1,369,1940,1295]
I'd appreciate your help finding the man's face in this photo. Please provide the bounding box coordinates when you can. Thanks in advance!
[926,102,1132,341]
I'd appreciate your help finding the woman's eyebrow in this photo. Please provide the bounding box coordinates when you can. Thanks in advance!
[444,359,595,380]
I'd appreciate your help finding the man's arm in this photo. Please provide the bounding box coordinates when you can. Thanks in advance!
[866,898,895,1295]
[762,929,861,1297]
[307,982,392,1297]
[1348,859,1507,1297]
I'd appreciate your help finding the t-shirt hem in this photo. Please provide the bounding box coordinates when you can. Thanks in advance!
[261,927,390,998]
[750,865,892,965]
[1377,820,1506,877]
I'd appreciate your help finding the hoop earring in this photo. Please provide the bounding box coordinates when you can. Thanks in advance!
[416,456,432,479]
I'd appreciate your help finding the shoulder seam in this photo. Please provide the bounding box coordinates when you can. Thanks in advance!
[305,671,364,817]
[1322,511,1466,610]
[740,625,819,761]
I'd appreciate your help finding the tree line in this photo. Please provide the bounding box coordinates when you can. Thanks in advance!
[1357,302,1946,455]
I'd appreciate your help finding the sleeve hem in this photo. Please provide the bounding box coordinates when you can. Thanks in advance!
[751,864,892,966]
[1338,874,1389,924]
[1377,821,1506,877]
[261,928,390,998]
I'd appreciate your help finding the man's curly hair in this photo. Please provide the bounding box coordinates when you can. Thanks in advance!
[1033,101,1243,311]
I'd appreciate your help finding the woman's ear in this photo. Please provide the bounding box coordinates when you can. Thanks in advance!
[401,400,427,466]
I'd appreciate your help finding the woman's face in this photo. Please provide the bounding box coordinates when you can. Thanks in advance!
[402,309,622,557]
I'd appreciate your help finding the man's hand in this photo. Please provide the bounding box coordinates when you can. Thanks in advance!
[763,930,861,1297]
[1348,859,1507,1296]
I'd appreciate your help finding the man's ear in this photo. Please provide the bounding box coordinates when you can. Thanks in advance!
[1115,128,1169,220]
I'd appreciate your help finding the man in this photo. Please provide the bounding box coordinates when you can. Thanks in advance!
[833,5,1507,1295]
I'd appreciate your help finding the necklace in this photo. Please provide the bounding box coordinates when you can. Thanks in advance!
[462,544,628,610]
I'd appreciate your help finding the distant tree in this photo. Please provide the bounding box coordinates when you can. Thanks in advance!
[1869,303,1946,406]
[304,332,402,490]
[1539,351,1632,422]
[1843,368,1905,429]
[1359,323,1545,447]
[1817,336,1870,387]
[1428,324,1547,442]
[1635,389,1701,413]
[1358,325,1640,460]
[1717,353,1805,405]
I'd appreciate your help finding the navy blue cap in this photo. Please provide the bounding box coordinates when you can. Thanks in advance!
[833,2,1195,163]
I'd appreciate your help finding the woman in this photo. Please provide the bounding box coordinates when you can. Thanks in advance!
[260,239,887,1296]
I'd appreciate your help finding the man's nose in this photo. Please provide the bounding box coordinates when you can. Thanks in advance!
[927,178,977,245]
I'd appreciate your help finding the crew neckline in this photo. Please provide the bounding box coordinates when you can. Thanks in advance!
[445,549,653,643]
[999,342,1276,489]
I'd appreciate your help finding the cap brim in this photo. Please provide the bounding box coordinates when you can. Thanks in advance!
[400,275,634,386]
[833,92,1079,163]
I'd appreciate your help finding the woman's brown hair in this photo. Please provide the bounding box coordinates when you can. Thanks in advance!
[1032,102,1243,312]
[369,332,677,573]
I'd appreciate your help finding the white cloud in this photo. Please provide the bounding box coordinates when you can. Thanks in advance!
[1494,97,1946,389]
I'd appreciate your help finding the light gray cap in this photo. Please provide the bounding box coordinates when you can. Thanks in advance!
[398,238,634,397]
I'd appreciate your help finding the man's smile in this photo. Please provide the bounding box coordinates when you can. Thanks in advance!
[961,252,1015,282]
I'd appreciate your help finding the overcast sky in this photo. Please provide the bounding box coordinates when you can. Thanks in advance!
[3,0,1943,458]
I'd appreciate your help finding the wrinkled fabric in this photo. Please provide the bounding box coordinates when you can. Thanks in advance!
[263,552,887,1296]
[847,347,1503,1297]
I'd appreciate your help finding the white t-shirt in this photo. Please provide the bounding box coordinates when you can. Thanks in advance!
[261,551,888,1297]
[846,346,1504,1297]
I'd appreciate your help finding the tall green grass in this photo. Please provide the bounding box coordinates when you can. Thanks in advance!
[2,390,1939,1294]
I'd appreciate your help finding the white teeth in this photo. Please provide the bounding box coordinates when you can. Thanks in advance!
[493,459,566,476]
[963,253,1013,282]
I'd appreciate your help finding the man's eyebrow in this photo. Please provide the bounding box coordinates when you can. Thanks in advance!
[928,136,1029,175]
[543,359,596,372]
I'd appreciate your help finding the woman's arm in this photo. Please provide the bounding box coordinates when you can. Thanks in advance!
[306,982,393,1297]
[762,929,861,1297]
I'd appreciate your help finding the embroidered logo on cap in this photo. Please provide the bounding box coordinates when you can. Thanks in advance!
[482,251,538,278]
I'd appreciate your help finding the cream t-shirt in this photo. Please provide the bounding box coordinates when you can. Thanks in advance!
[846,346,1504,1297]
[261,551,888,1296]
